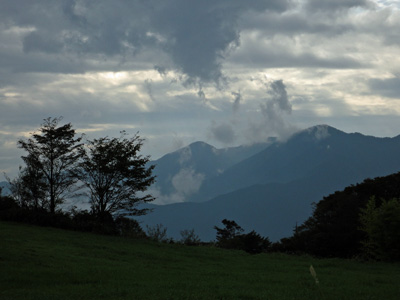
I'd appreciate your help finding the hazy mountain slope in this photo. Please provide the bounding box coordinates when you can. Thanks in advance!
[150,141,269,203]
[191,125,400,202]
[138,125,400,241]
[139,173,342,242]
[0,181,10,195]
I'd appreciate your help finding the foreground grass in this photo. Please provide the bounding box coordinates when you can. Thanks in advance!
[0,221,399,300]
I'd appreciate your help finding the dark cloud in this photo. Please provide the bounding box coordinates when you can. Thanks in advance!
[245,79,296,143]
[369,76,400,99]
[267,80,292,113]
[144,79,156,102]
[209,121,236,144]
[0,0,292,84]
[261,80,292,119]
[305,0,373,12]
[231,91,241,112]
[151,0,292,83]
[23,31,63,53]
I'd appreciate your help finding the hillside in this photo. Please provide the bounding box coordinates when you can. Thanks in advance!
[1,221,399,300]
[140,125,400,241]
[150,141,270,204]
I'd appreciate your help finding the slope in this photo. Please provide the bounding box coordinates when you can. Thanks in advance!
[139,125,400,241]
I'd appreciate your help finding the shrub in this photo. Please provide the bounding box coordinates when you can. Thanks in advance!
[115,217,146,238]
[214,219,271,254]
[180,229,201,245]
[146,224,170,242]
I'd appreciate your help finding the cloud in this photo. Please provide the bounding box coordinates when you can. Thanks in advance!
[304,0,373,13]
[2,0,400,181]
[266,80,292,113]
[229,36,366,69]
[149,167,205,204]
[368,76,400,99]
[245,79,296,143]
[0,0,292,85]
[307,125,331,140]
[178,146,192,165]
[259,80,293,133]
[144,79,156,102]
[171,167,205,199]
[209,121,236,145]
[232,91,242,112]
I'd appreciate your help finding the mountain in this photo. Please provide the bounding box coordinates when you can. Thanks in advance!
[150,141,270,204]
[138,125,400,241]
[191,125,400,202]
[0,181,10,195]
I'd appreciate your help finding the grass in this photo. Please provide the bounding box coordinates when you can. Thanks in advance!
[1,221,399,299]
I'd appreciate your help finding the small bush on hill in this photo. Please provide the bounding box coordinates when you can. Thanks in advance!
[214,219,271,254]
[180,229,201,246]
[146,224,170,243]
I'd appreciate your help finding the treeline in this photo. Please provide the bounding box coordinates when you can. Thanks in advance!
[273,172,400,261]
[0,117,272,254]
[0,117,156,235]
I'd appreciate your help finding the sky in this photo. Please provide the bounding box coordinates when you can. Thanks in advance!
[1,0,400,179]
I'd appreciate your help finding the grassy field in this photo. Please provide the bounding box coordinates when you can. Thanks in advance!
[1,221,399,300]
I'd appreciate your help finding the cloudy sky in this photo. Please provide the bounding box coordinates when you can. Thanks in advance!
[1,0,400,178]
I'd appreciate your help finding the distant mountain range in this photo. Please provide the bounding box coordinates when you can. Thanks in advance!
[3,125,400,242]
[138,125,400,241]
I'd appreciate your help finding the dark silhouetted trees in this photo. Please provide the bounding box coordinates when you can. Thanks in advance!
[359,196,400,261]
[276,172,400,259]
[17,117,83,213]
[77,132,155,218]
[214,219,271,254]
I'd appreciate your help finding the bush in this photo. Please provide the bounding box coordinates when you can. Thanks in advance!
[239,231,271,254]
[214,219,271,254]
[115,217,146,238]
[180,229,201,246]
[146,224,170,243]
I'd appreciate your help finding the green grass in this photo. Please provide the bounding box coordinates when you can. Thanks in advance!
[1,221,399,300]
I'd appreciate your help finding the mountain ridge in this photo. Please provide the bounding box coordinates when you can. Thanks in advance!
[139,124,400,241]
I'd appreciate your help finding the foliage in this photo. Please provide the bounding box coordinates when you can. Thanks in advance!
[277,172,400,259]
[77,132,155,217]
[114,216,146,238]
[214,219,244,243]
[5,165,47,210]
[146,224,170,243]
[359,196,400,261]
[2,221,400,300]
[17,117,83,213]
[239,230,271,254]
[179,228,201,245]
[214,219,271,254]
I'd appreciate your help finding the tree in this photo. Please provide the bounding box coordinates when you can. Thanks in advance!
[275,172,400,258]
[359,196,400,260]
[214,219,271,254]
[18,117,83,213]
[6,164,47,210]
[214,219,244,244]
[180,229,201,245]
[78,132,156,218]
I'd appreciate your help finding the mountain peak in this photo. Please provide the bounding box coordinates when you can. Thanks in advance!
[294,124,345,141]
[188,141,215,150]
